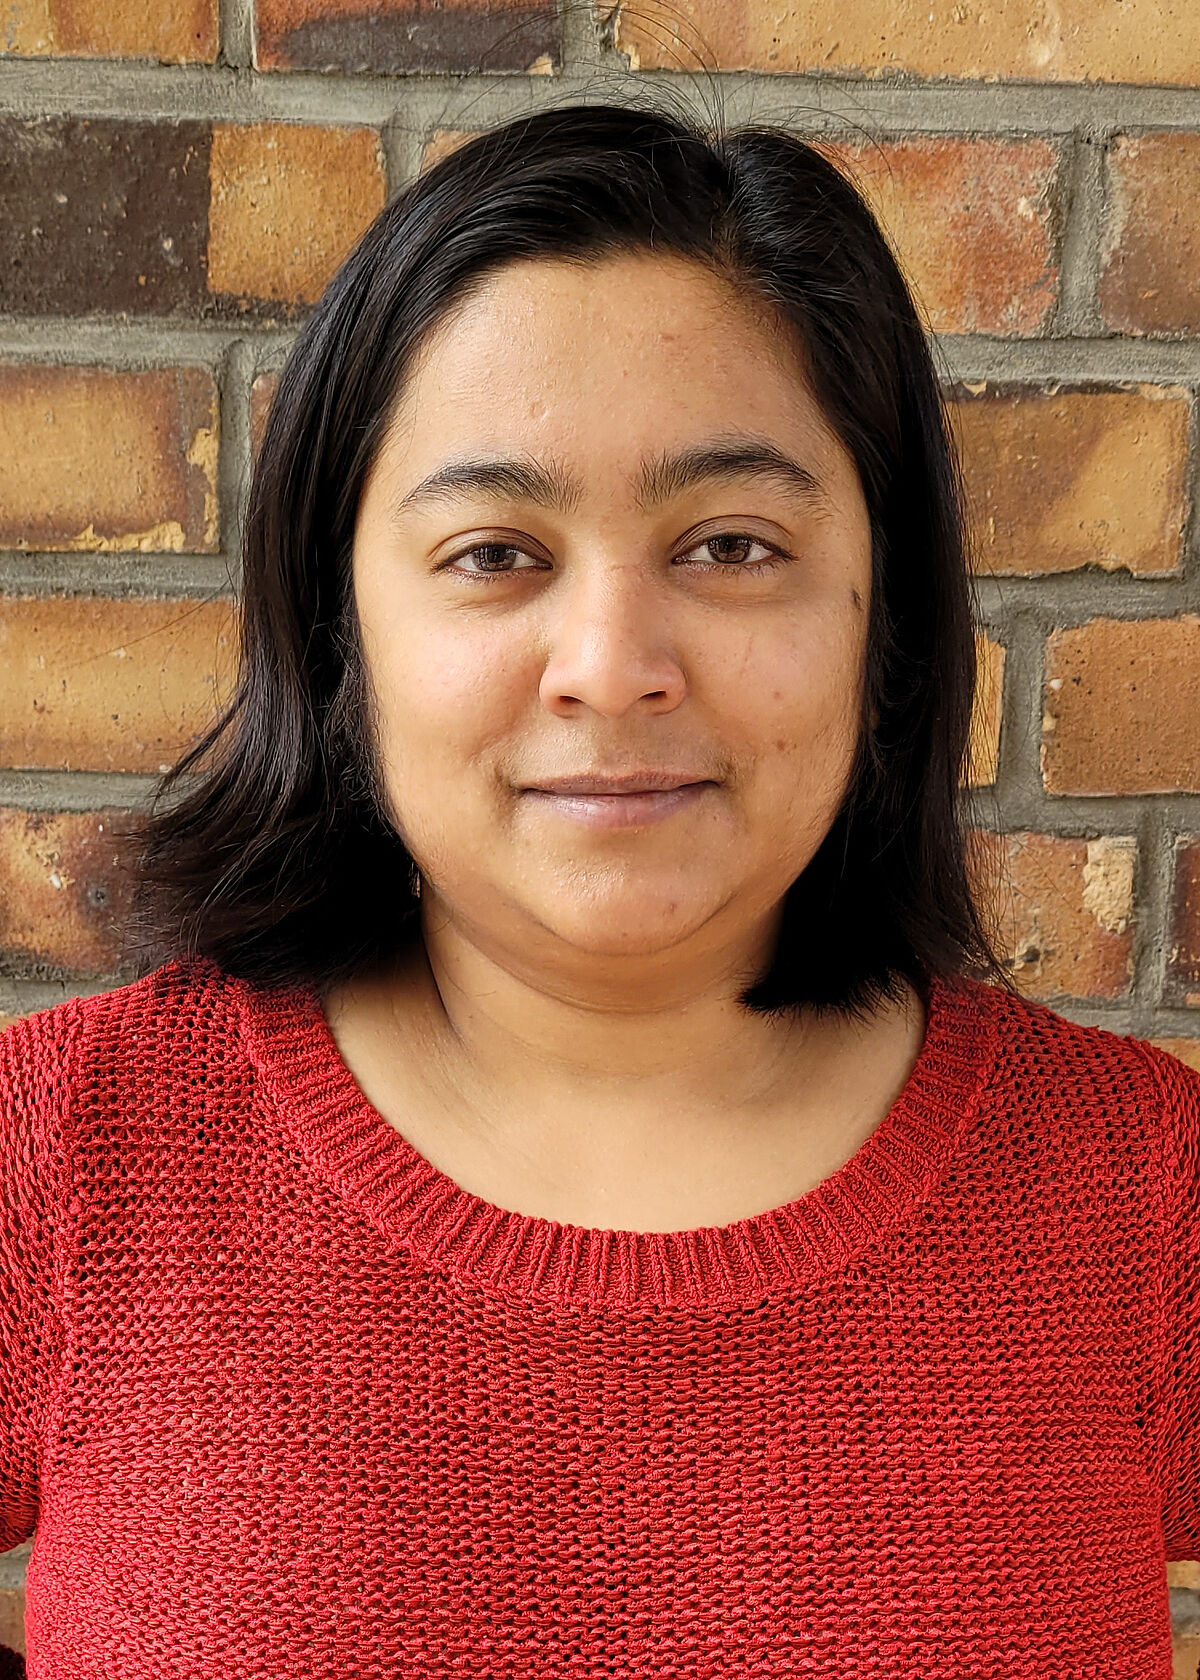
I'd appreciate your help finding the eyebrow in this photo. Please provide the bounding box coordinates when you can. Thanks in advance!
[388,436,828,520]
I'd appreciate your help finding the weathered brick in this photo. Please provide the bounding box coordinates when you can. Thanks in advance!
[0,365,218,553]
[949,383,1191,577]
[1170,1560,1200,1591]
[1043,617,1200,794]
[1101,134,1200,336]
[249,371,280,459]
[968,828,1135,1001]
[0,595,238,774]
[965,633,1004,787]
[254,0,559,73]
[0,117,212,316]
[0,807,135,976]
[208,123,386,308]
[426,132,1057,337]
[605,0,1200,85]
[819,138,1059,335]
[2,0,217,61]
[1168,836,1200,1009]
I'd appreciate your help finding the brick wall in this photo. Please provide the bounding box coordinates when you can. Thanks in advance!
[2,0,1200,1669]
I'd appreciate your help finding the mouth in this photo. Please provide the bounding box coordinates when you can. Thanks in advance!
[521,780,715,829]
[523,774,715,796]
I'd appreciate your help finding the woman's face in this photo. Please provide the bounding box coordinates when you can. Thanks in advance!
[350,251,875,975]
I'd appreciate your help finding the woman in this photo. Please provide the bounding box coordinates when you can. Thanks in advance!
[2,102,1197,1677]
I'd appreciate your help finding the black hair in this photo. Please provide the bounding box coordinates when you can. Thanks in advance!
[115,97,1016,1025]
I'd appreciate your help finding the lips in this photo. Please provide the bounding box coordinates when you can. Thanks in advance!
[525,774,712,795]
[522,779,713,829]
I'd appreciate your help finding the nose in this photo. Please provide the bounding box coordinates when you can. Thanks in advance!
[537,560,687,719]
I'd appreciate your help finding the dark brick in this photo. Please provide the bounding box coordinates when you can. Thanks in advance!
[255,0,559,73]
[0,117,211,317]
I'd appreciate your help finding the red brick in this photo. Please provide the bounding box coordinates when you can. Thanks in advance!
[1101,134,1200,336]
[819,138,1059,335]
[254,0,559,73]
[949,383,1190,577]
[605,0,1200,85]
[0,365,218,552]
[1168,836,1200,1008]
[208,123,386,308]
[2,0,217,60]
[0,808,135,976]
[968,828,1136,1002]
[0,595,239,774]
[1043,617,1200,794]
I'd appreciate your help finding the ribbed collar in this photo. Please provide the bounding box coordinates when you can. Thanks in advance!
[236,963,1001,1313]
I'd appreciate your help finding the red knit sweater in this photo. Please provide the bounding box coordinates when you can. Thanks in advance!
[2,953,1198,1676]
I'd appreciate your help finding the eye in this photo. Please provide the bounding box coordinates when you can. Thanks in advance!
[676,532,792,574]
[444,541,546,579]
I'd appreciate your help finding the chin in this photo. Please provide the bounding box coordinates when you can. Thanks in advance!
[537,894,721,951]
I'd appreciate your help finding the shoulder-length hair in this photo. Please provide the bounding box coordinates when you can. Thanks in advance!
[116,98,1015,1024]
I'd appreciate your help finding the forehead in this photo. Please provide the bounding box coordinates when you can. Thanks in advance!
[410,248,794,357]
[375,252,852,493]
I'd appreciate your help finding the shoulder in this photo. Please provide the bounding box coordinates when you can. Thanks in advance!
[69,951,238,1035]
[1,954,244,1109]
[952,974,1196,1147]
[961,973,1186,1081]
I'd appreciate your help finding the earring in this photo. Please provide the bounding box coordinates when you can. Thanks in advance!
[408,858,422,900]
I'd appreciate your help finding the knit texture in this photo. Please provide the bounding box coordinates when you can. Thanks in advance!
[1,953,1198,1676]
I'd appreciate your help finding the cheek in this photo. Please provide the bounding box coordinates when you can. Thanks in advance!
[743,623,866,794]
[365,611,524,767]
[732,614,864,733]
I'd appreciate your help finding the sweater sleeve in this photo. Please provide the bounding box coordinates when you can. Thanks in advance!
[0,1002,78,1553]
[1140,1038,1200,1560]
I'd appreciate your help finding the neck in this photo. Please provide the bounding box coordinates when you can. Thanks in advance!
[359,893,865,1127]
[321,899,925,1232]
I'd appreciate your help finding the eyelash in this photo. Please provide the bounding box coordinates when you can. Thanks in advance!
[443,532,793,583]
